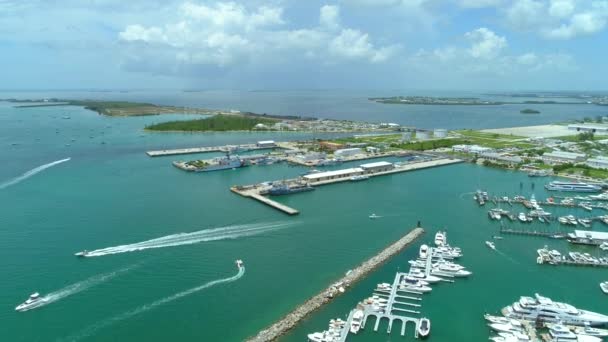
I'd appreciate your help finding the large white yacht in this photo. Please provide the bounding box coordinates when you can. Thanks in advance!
[502,294,608,326]
[434,231,445,247]
[350,309,364,334]
[545,181,602,193]
[15,292,46,312]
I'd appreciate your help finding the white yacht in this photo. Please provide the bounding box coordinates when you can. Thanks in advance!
[398,277,432,293]
[498,331,531,341]
[549,323,577,339]
[502,294,608,326]
[369,213,380,219]
[434,231,446,247]
[376,283,392,291]
[419,244,429,259]
[545,181,602,193]
[350,309,364,334]
[431,265,472,277]
[418,317,430,339]
[75,250,89,257]
[600,282,608,294]
[408,269,443,283]
[599,242,608,251]
[573,324,608,337]
[484,314,523,327]
[518,213,528,222]
[489,322,524,333]
[15,292,46,312]
[486,241,496,250]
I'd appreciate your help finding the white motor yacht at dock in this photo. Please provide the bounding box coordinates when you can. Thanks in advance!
[502,294,608,326]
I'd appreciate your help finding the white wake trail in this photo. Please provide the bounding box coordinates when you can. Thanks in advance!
[83,222,293,257]
[0,158,71,190]
[64,266,245,341]
[19,264,136,312]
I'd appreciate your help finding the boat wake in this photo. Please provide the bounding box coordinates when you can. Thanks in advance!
[0,158,70,190]
[458,191,476,199]
[19,264,135,312]
[494,249,521,265]
[81,221,294,257]
[64,266,245,341]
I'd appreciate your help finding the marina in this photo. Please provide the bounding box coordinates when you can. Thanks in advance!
[246,226,425,342]
[305,231,469,342]
[146,143,281,157]
[232,158,462,215]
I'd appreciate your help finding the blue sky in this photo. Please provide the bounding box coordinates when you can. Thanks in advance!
[1,0,607,90]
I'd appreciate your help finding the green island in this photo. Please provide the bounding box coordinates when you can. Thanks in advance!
[145,114,278,132]
[520,108,541,114]
[369,96,503,105]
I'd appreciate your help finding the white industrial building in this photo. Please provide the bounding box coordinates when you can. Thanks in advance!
[401,132,412,142]
[334,148,362,158]
[542,151,586,163]
[295,152,326,162]
[452,144,493,154]
[302,168,363,182]
[360,161,394,173]
[586,156,608,169]
[568,124,608,134]
[257,140,276,148]
[416,130,431,140]
[434,129,447,138]
[479,152,522,166]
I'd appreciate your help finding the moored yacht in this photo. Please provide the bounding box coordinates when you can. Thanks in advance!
[419,244,429,259]
[548,322,577,339]
[15,293,46,312]
[600,282,608,294]
[434,231,446,247]
[518,213,528,222]
[502,293,608,326]
[545,181,602,193]
[350,309,364,334]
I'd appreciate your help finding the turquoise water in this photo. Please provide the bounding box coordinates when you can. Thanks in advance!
[1,101,607,341]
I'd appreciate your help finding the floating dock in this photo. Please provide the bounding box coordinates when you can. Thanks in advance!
[245,227,425,342]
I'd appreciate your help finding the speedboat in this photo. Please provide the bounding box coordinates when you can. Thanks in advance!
[498,331,530,341]
[432,265,472,277]
[601,281,608,294]
[493,236,504,240]
[75,250,89,257]
[434,231,446,247]
[350,309,364,334]
[236,259,244,269]
[376,283,392,291]
[600,242,608,251]
[15,292,46,312]
[418,317,430,339]
[369,213,380,219]
[486,241,496,250]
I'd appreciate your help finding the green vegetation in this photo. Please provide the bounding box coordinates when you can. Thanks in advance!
[456,129,524,141]
[145,114,278,132]
[552,162,608,179]
[577,132,595,141]
[520,108,540,114]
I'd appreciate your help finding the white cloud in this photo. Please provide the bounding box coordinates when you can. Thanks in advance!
[118,2,397,74]
[465,27,507,59]
[504,0,608,39]
[457,0,504,8]
[517,52,538,65]
[320,5,340,30]
[329,28,397,63]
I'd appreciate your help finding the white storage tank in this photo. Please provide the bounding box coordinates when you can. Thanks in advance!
[434,129,447,138]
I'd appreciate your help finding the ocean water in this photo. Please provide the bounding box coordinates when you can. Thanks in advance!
[0,98,607,342]
[2,89,608,129]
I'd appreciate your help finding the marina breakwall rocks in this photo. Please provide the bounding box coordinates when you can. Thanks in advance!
[246,227,425,342]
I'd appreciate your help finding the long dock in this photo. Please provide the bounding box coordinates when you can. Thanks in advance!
[245,227,425,342]
[146,143,271,157]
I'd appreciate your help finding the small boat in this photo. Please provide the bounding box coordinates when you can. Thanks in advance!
[518,213,527,222]
[579,218,592,228]
[581,203,593,211]
[350,309,364,334]
[600,242,608,251]
[350,175,369,182]
[486,241,496,250]
[369,213,380,219]
[15,292,45,312]
[418,317,431,338]
[601,281,608,294]
[75,250,89,257]
[236,259,244,269]
[493,236,504,240]
[574,323,608,337]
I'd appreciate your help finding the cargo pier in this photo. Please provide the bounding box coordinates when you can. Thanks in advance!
[245,227,425,342]
[232,158,462,215]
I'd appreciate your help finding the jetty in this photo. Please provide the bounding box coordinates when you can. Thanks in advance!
[245,227,425,342]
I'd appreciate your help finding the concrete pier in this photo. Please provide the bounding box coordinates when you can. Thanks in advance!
[146,143,272,157]
[230,188,300,215]
[245,227,425,342]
